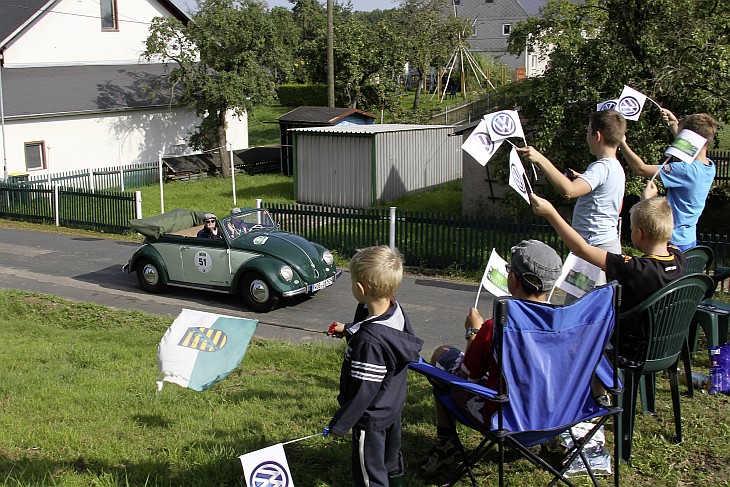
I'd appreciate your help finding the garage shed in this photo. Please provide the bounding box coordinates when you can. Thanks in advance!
[291,124,461,208]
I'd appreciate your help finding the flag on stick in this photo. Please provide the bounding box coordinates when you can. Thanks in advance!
[596,99,618,111]
[240,443,294,487]
[484,110,525,142]
[461,118,504,166]
[157,309,258,392]
[616,85,648,121]
[551,253,603,301]
[508,147,531,204]
[475,249,510,307]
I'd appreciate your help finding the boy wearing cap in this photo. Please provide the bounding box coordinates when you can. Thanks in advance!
[530,182,686,367]
[421,240,563,477]
[197,213,223,240]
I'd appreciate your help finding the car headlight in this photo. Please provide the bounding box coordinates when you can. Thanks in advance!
[322,250,334,265]
[280,265,294,281]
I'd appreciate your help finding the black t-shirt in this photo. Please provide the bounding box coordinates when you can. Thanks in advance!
[605,246,687,366]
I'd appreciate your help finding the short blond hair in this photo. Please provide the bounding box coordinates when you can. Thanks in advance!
[349,245,403,299]
[630,196,674,242]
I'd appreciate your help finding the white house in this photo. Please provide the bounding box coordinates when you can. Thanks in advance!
[0,0,248,180]
[452,0,575,79]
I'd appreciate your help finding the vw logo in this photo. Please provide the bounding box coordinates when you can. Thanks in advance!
[599,100,617,111]
[491,112,516,137]
[250,461,290,487]
[618,96,641,117]
[476,131,494,154]
[510,163,526,193]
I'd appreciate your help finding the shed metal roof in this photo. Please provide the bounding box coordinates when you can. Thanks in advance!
[3,63,182,119]
[290,124,453,135]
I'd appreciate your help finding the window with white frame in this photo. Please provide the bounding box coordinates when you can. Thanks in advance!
[24,142,46,171]
[502,24,512,36]
[101,0,118,31]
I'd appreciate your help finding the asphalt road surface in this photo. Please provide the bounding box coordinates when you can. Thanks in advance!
[0,227,495,357]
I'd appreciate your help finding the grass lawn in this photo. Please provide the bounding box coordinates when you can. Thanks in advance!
[1,289,730,486]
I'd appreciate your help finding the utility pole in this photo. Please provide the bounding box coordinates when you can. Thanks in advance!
[327,0,335,107]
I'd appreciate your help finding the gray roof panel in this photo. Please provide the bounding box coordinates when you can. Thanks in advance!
[290,124,453,135]
[3,64,182,118]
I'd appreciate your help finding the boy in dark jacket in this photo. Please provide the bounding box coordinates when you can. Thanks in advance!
[327,245,423,487]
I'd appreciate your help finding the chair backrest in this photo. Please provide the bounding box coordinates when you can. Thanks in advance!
[492,282,619,434]
[619,273,714,373]
[683,245,713,274]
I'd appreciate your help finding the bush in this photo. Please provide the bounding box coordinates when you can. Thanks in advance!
[277,84,327,106]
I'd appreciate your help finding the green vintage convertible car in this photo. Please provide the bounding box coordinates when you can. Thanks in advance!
[124,208,341,312]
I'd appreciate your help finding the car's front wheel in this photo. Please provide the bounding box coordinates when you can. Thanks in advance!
[240,272,280,312]
[136,258,166,294]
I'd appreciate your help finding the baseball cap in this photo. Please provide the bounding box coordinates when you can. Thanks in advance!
[204,212,216,220]
[231,207,241,215]
[510,240,563,292]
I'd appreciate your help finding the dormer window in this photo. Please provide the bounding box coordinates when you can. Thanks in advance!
[101,0,118,31]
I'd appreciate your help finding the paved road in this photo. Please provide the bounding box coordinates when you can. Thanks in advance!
[0,228,494,356]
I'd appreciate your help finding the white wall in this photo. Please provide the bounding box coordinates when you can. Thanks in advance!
[3,0,173,67]
[4,108,248,175]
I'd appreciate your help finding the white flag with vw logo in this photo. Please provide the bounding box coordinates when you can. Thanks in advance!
[484,110,525,142]
[461,118,504,166]
[240,443,294,487]
[596,99,619,111]
[508,147,531,204]
[616,85,647,121]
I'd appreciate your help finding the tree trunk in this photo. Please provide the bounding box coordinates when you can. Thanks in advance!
[217,111,231,178]
[412,71,424,109]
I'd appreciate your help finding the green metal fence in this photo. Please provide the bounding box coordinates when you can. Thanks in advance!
[266,202,730,273]
[0,183,137,234]
[266,202,569,271]
[709,151,729,185]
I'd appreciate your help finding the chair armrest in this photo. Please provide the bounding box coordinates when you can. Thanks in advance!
[409,360,500,401]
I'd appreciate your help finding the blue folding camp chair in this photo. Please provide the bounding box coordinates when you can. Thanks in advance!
[410,282,622,487]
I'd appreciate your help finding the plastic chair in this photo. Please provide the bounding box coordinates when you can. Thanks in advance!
[410,283,622,487]
[616,273,714,463]
[683,245,713,274]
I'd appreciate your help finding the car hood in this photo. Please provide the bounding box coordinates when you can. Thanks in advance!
[232,230,329,280]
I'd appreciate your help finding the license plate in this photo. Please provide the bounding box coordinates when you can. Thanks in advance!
[311,276,334,292]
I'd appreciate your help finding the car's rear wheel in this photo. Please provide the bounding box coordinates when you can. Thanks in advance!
[136,258,166,294]
[240,272,280,312]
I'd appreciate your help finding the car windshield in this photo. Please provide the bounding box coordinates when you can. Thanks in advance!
[221,209,276,240]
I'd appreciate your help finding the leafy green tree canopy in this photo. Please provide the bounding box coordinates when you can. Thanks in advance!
[144,0,276,177]
[508,0,729,195]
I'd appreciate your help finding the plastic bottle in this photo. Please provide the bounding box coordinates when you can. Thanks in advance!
[678,370,710,392]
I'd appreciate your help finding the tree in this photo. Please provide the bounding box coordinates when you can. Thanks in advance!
[508,0,729,195]
[144,0,275,178]
[392,0,471,109]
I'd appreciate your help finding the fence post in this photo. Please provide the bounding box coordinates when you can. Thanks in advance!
[230,142,237,206]
[135,190,142,219]
[54,184,60,226]
[256,198,262,209]
[158,151,165,214]
[389,207,396,250]
[88,168,95,194]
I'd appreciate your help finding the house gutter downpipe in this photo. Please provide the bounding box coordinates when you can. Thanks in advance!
[0,51,7,181]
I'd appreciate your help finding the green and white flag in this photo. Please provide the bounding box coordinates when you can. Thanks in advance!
[157,309,258,392]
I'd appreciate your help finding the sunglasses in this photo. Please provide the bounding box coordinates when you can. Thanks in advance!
[205,219,216,223]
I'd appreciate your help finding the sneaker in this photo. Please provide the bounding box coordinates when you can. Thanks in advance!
[420,438,459,477]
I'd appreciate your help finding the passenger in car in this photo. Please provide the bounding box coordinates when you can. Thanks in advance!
[197,213,223,240]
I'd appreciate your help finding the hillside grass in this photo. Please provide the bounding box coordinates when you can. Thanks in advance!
[1,289,729,486]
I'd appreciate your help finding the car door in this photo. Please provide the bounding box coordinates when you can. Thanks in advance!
[180,239,231,288]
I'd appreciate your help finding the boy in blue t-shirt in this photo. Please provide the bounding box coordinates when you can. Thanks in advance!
[518,109,626,254]
[620,110,719,251]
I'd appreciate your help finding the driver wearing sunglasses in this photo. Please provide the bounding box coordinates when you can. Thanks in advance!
[197,213,223,240]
